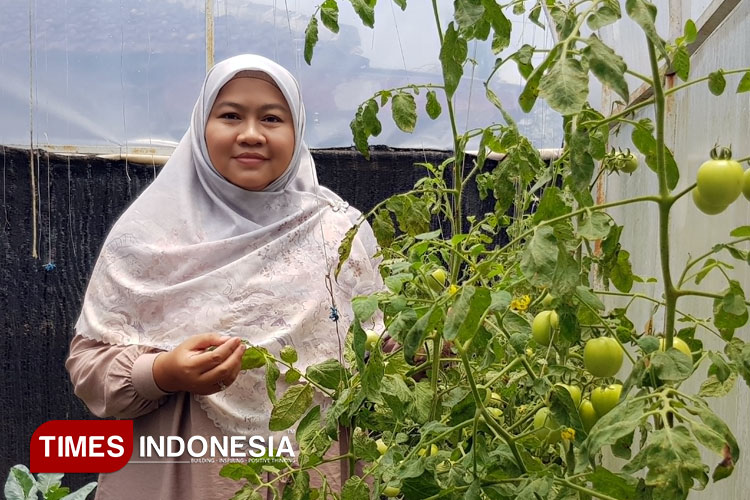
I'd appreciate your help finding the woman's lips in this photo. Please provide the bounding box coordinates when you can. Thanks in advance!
[233,155,267,167]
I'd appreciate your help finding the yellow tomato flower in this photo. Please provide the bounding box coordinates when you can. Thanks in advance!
[510,295,532,311]
[448,284,459,296]
[561,427,576,441]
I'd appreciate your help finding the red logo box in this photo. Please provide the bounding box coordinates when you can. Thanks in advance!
[31,420,133,473]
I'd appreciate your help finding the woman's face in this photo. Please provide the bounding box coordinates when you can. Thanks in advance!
[205,77,295,191]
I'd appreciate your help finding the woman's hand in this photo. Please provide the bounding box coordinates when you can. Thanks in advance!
[153,333,246,395]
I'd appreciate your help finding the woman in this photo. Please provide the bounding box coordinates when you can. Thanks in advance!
[66,54,382,499]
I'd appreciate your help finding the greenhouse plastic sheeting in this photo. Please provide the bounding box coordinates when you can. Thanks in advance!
[0,0,562,151]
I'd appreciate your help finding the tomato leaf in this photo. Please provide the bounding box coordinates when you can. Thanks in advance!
[296,405,332,459]
[361,345,385,403]
[454,0,487,40]
[520,226,559,286]
[737,71,750,93]
[586,467,640,500]
[685,402,739,480]
[625,0,668,61]
[569,127,595,193]
[306,359,348,390]
[579,211,612,240]
[350,0,375,28]
[708,351,732,382]
[219,463,260,483]
[583,35,629,102]
[683,19,698,44]
[631,120,679,189]
[581,395,647,460]
[265,357,280,404]
[439,23,468,99]
[699,373,737,398]
[730,225,750,237]
[443,286,491,344]
[379,374,412,420]
[303,17,319,65]
[651,350,692,381]
[403,305,442,363]
[372,209,395,248]
[425,90,442,119]
[320,0,340,33]
[610,249,635,293]
[538,56,590,116]
[575,285,606,311]
[269,383,313,431]
[335,224,360,279]
[242,346,268,370]
[392,92,417,133]
[713,280,748,330]
[623,426,708,495]
[708,70,726,95]
[352,295,379,322]
[533,186,571,224]
[587,0,621,30]
[672,45,690,81]
[341,476,370,500]
[483,0,512,54]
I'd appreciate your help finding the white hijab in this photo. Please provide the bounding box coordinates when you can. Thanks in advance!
[75,54,382,436]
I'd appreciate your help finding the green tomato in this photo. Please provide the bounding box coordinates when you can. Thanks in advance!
[487,407,503,419]
[743,168,750,201]
[279,345,298,364]
[659,337,692,358]
[558,384,582,408]
[417,444,439,457]
[531,310,558,346]
[488,392,503,407]
[365,330,380,350]
[578,399,598,432]
[591,384,622,417]
[696,154,744,206]
[383,486,401,497]
[619,153,639,173]
[428,268,447,292]
[692,188,727,215]
[583,337,623,377]
[532,408,561,444]
[375,438,388,456]
[541,293,556,308]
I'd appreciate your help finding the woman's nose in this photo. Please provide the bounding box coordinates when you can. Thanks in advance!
[237,121,265,144]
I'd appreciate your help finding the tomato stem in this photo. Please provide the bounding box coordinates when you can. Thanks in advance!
[647,39,678,352]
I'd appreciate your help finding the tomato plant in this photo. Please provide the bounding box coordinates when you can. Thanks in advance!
[220,1,750,499]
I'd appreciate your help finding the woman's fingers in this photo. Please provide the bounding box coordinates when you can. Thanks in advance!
[202,342,246,391]
[192,336,242,371]
[186,332,233,351]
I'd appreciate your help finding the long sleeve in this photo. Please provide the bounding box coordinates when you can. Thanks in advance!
[65,335,171,419]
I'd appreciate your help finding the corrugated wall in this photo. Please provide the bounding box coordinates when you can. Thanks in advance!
[599,0,750,496]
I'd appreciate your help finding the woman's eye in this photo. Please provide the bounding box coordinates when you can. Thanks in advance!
[219,112,240,120]
[263,115,282,123]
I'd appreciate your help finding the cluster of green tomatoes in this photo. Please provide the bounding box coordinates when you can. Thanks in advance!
[529,303,692,443]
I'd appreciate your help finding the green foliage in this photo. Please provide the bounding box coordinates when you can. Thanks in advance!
[222,1,750,499]
[4,466,96,500]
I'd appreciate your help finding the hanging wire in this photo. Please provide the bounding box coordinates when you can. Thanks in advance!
[205,0,215,70]
[147,0,156,178]
[64,0,76,258]
[119,0,130,182]
[28,0,38,258]
[44,144,54,270]
[2,145,8,231]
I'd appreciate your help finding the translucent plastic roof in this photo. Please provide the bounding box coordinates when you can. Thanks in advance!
[0,0,563,152]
